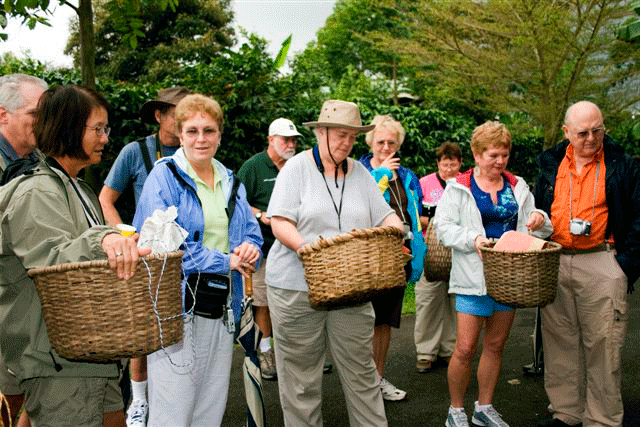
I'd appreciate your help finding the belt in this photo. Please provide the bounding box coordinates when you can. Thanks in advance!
[561,242,614,255]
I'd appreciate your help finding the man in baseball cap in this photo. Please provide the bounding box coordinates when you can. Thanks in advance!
[237,118,301,380]
[98,86,190,427]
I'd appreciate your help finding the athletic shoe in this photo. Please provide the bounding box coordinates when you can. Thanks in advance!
[323,363,333,374]
[416,359,433,373]
[446,406,469,427]
[259,348,277,380]
[471,401,509,426]
[379,377,407,401]
[126,399,148,427]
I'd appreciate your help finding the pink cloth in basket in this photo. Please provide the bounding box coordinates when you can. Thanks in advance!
[493,230,547,252]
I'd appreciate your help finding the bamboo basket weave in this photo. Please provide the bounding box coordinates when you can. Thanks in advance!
[297,226,407,309]
[479,242,562,308]
[424,220,452,282]
[28,251,184,362]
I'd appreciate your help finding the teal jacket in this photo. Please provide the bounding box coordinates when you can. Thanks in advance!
[360,154,426,282]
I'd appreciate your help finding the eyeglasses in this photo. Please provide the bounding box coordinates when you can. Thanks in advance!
[86,125,111,137]
[575,127,604,140]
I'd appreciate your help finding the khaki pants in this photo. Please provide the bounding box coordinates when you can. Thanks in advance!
[414,272,456,362]
[541,251,628,427]
[268,286,387,427]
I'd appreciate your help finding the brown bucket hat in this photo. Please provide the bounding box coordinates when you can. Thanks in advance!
[140,86,191,124]
[303,100,374,133]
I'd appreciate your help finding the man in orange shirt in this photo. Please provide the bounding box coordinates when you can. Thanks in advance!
[534,101,640,427]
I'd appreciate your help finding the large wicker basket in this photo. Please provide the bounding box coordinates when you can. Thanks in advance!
[298,226,407,309]
[479,242,562,308]
[424,220,452,282]
[28,251,184,362]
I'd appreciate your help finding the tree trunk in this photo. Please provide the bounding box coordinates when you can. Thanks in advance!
[78,0,96,89]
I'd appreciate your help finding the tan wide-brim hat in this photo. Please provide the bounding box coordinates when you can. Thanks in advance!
[140,86,191,124]
[303,100,374,133]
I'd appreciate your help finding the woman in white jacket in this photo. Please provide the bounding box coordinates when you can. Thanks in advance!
[434,122,552,427]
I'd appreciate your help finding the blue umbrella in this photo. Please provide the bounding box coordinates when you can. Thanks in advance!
[236,275,266,427]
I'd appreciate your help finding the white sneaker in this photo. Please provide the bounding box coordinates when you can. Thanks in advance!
[446,406,469,427]
[126,399,148,427]
[379,377,407,401]
[471,401,509,427]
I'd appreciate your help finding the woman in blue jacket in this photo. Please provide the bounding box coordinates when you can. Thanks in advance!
[360,114,426,402]
[133,94,262,426]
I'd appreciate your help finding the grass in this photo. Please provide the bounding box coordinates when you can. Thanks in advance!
[402,281,416,315]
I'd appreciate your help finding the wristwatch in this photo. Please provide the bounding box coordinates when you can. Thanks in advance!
[255,211,262,220]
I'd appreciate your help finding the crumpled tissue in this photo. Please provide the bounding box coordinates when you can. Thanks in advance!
[138,206,188,253]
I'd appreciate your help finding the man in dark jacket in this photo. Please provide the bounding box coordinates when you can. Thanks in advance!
[534,101,640,427]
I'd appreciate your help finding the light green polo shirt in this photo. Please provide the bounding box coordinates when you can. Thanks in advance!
[186,162,229,253]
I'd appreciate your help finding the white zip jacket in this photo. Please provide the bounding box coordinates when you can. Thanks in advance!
[433,169,553,296]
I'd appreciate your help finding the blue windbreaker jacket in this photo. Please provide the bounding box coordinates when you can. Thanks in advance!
[133,149,263,332]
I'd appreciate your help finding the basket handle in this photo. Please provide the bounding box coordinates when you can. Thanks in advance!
[245,274,253,298]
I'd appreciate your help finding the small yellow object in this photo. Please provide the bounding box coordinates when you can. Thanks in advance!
[115,224,136,237]
[378,175,389,194]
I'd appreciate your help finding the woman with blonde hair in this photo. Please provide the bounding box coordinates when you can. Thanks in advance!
[133,94,262,426]
[360,114,426,401]
[434,121,552,427]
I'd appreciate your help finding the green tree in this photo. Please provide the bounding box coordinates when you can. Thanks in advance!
[315,0,415,103]
[65,0,234,81]
[377,0,640,148]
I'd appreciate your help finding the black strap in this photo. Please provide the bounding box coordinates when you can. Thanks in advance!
[312,145,347,231]
[138,136,154,174]
[226,175,242,220]
[436,173,447,190]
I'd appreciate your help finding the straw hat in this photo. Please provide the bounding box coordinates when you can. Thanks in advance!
[303,100,374,133]
[140,87,191,124]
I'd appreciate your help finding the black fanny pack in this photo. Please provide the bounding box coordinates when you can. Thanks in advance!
[185,273,230,319]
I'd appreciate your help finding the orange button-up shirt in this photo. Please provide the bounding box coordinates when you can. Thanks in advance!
[550,144,610,249]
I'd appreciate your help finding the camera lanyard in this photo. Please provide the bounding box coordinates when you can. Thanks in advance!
[312,144,348,232]
[569,160,599,223]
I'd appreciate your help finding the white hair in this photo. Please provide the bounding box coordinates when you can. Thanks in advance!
[0,74,48,112]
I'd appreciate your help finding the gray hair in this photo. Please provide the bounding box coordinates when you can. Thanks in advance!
[0,74,48,112]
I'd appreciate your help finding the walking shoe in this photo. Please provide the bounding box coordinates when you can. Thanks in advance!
[323,363,333,374]
[445,407,469,427]
[472,402,509,426]
[126,399,148,427]
[259,348,277,380]
[379,377,407,401]
[416,359,433,373]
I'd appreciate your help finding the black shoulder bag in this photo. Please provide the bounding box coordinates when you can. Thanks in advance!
[184,176,242,319]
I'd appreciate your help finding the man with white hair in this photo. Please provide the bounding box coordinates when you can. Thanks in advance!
[0,73,47,427]
[0,73,47,173]
[535,101,640,427]
[237,118,301,380]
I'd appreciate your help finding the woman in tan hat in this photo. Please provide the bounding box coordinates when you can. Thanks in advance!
[265,100,403,427]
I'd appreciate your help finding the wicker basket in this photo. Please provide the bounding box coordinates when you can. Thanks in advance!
[298,226,407,309]
[28,251,184,362]
[479,241,562,308]
[424,220,452,282]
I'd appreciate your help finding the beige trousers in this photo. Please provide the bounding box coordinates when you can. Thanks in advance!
[267,286,387,427]
[541,251,628,427]
[414,272,456,361]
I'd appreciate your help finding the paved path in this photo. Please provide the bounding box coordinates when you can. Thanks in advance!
[222,295,640,426]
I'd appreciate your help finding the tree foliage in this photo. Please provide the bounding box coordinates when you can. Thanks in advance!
[376,0,640,148]
[65,0,234,81]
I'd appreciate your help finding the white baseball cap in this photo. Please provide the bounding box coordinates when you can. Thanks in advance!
[269,118,302,137]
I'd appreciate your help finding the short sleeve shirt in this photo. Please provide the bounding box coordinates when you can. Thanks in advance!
[265,152,394,292]
[237,150,278,254]
[103,135,179,203]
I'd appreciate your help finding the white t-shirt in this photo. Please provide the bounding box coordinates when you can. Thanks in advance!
[266,151,394,292]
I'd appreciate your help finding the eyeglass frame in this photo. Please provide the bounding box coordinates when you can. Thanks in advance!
[85,125,111,137]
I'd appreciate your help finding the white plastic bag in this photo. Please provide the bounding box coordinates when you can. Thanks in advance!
[138,206,188,253]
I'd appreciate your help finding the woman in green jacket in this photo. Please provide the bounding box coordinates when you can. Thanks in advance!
[0,85,150,427]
